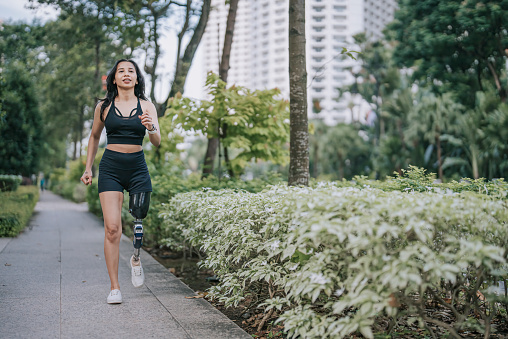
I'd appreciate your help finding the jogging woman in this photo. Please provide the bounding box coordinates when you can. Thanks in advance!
[80,59,160,304]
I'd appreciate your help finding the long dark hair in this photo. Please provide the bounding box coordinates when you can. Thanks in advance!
[99,59,148,121]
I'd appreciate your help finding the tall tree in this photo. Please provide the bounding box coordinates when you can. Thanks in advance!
[0,63,43,176]
[288,0,309,186]
[30,0,212,117]
[164,0,212,114]
[202,0,239,178]
[389,0,508,105]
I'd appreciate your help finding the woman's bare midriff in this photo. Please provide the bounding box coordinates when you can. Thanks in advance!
[107,144,143,153]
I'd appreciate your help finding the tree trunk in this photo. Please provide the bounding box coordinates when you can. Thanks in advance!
[338,154,344,180]
[471,146,479,179]
[202,0,239,177]
[486,60,507,102]
[312,142,319,178]
[94,39,100,87]
[288,0,309,186]
[147,6,162,105]
[165,0,212,113]
[221,123,235,177]
[202,137,219,177]
[436,134,443,181]
[219,0,239,82]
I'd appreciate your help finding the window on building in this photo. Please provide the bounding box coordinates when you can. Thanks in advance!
[313,47,324,52]
[313,26,324,32]
[334,25,347,31]
[314,36,325,42]
[334,5,347,12]
[313,57,324,62]
[313,87,324,93]
[334,35,347,42]
[315,77,324,83]
[313,16,324,22]
[313,6,325,12]
[334,15,346,21]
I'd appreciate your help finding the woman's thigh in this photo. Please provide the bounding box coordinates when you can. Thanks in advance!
[99,191,124,231]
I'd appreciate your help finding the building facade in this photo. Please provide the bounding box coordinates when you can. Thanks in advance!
[201,0,397,124]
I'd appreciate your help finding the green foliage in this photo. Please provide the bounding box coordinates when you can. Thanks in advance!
[0,175,23,192]
[162,178,507,338]
[388,0,508,105]
[166,72,290,176]
[315,122,371,180]
[0,62,44,176]
[0,186,39,237]
[49,157,87,203]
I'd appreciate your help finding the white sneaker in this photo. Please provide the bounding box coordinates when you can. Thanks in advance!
[131,255,145,288]
[107,289,122,304]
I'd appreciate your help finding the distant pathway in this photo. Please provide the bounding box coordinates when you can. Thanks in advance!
[0,191,249,339]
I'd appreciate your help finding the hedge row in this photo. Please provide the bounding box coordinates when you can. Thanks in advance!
[0,186,39,237]
[85,170,284,248]
[161,182,508,338]
[0,174,22,192]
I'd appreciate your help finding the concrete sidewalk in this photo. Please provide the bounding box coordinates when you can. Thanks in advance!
[0,191,250,339]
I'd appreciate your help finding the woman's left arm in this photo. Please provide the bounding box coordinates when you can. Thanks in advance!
[140,101,161,147]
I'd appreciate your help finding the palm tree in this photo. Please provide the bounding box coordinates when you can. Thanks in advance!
[406,92,463,181]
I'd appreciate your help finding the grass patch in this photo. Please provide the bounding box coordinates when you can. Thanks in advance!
[0,186,39,237]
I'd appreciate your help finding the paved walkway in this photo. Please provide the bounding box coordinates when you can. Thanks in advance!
[0,191,250,339]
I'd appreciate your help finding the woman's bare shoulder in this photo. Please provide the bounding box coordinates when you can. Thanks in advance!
[94,99,112,119]
[140,99,157,112]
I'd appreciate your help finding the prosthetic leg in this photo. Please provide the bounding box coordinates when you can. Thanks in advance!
[129,192,151,261]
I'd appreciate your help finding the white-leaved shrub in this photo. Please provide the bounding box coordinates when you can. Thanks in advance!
[160,183,508,338]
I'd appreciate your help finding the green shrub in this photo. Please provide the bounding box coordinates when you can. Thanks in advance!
[162,183,507,338]
[0,174,22,192]
[49,158,87,203]
[328,165,508,199]
[85,165,284,249]
[0,186,39,237]
[86,181,102,217]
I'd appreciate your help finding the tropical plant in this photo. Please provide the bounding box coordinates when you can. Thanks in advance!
[166,73,290,177]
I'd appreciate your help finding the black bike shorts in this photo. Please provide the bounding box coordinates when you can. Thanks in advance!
[98,149,152,194]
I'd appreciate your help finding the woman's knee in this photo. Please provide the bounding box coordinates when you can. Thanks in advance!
[105,224,122,242]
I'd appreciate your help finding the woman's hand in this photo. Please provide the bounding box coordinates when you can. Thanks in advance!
[81,170,92,186]
[139,109,154,131]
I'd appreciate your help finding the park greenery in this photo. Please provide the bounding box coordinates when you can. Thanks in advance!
[1,0,508,181]
[0,185,39,237]
[1,0,508,337]
[161,168,508,338]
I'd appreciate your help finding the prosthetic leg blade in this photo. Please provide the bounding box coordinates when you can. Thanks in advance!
[129,192,151,287]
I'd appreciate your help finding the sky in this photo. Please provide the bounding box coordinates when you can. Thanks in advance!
[0,0,205,101]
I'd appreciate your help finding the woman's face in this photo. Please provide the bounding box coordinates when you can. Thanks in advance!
[114,61,137,90]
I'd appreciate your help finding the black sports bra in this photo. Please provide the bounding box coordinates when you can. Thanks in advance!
[104,98,146,145]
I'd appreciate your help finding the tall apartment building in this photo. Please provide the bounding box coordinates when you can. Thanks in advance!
[201,0,397,125]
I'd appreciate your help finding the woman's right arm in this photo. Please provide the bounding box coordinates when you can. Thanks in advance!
[81,103,106,186]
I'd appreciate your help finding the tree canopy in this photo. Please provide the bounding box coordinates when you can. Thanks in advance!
[389,0,508,105]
